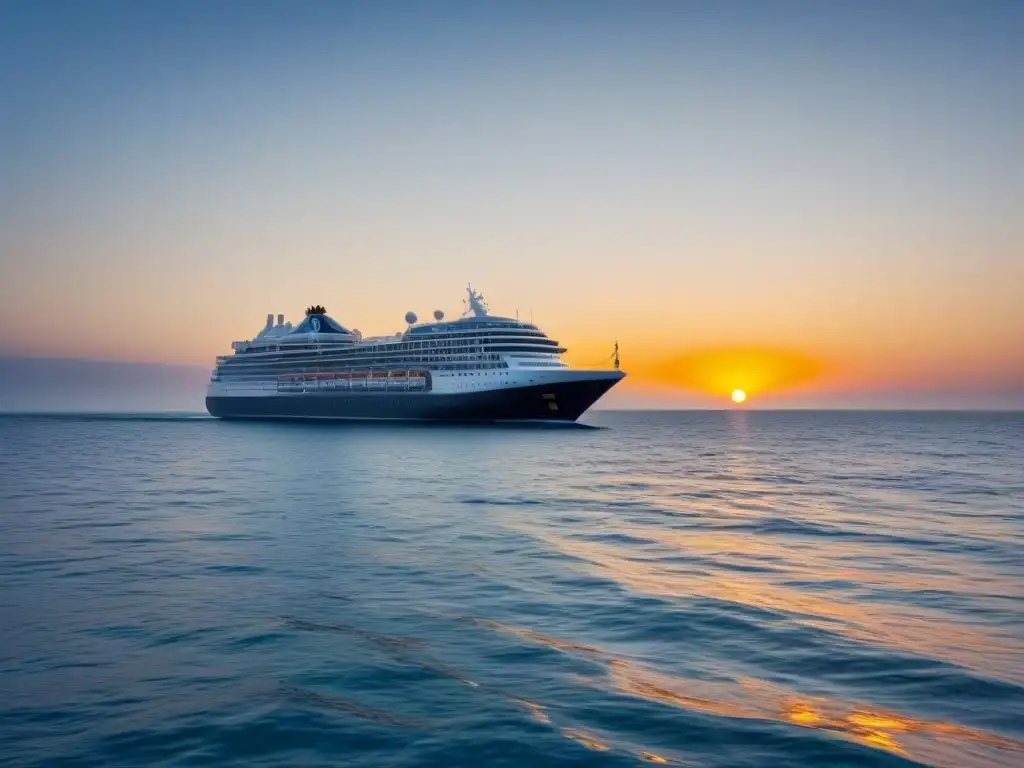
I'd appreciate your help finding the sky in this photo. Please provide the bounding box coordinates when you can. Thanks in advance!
[1,0,1022,408]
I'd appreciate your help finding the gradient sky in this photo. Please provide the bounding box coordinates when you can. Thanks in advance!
[2,1,1022,408]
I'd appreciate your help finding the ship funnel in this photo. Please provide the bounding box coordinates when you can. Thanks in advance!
[265,313,274,329]
[277,313,285,326]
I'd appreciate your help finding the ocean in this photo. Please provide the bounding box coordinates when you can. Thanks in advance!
[1,411,1021,767]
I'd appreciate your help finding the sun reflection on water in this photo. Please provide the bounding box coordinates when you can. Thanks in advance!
[474,617,1024,767]
[505,523,1023,686]
[467,414,1022,766]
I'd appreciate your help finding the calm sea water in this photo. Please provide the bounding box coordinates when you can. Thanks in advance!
[1,411,1022,767]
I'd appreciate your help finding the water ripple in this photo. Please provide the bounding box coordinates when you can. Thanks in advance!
[1,411,1022,767]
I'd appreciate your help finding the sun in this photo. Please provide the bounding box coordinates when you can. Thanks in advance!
[731,389,747,404]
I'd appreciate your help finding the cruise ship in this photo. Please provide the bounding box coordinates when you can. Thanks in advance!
[205,287,625,422]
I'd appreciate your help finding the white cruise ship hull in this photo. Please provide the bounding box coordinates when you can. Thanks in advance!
[206,369,624,423]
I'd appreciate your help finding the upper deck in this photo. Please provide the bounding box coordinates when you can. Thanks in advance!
[226,286,559,356]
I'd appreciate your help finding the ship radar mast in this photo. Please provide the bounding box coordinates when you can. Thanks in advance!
[465,284,489,318]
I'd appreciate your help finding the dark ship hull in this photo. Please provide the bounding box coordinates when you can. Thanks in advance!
[206,374,623,423]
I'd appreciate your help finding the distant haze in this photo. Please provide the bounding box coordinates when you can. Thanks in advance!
[2,2,1022,409]
[0,357,208,413]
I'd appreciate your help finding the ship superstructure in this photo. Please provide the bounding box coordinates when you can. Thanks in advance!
[205,287,624,422]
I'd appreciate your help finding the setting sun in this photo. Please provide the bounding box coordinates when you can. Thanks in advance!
[731,389,747,404]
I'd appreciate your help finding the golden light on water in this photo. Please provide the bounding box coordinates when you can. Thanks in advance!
[731,388,747,404]
[475,616,1024,765]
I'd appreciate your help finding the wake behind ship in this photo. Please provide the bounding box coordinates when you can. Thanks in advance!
[205,287,625,422]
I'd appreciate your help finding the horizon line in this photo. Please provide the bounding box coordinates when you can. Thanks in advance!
[1,408,1022,416]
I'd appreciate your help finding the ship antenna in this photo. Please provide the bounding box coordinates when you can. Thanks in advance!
[466,283,488,318]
